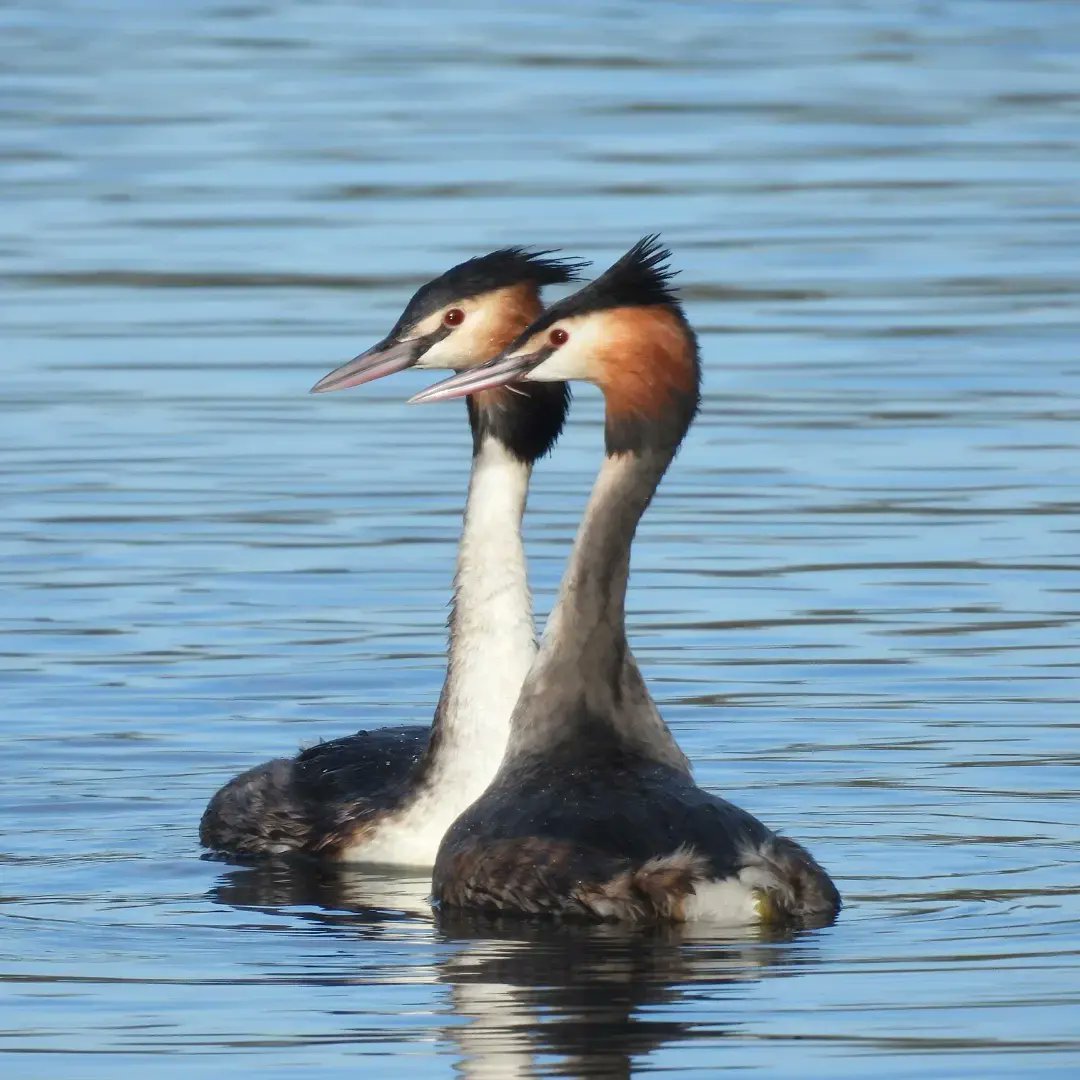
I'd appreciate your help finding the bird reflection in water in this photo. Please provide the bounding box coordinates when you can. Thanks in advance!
[207,859,831,1077]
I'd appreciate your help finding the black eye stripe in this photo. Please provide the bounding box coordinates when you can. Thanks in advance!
[417,323,453,350]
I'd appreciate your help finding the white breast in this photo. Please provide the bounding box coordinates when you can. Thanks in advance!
[681,874,766,924]
[338,437,536,868]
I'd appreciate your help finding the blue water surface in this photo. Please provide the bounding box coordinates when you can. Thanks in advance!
[2,1,1078,1076]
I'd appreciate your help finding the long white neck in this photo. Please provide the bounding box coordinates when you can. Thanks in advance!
[438,434,537,762]
[359,434,536,864]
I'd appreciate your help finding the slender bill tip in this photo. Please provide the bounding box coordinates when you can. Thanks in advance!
[310,339,419,395]
[309,373,343,394]
[407,380,468,405]
[408,352,543,405]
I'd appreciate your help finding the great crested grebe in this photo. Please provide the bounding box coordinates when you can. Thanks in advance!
[410,238,841,925]
[199,249,583,866]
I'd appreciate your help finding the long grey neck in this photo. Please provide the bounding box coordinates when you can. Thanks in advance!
[505,447,690,774]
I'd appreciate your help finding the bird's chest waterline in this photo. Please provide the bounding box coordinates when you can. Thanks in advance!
[336,620,533,868]
[336,743,513,867]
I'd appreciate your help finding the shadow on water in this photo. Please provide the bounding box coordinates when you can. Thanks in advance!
[208,860,826,1077]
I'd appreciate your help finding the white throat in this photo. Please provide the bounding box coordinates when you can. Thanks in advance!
[350,436,537,865]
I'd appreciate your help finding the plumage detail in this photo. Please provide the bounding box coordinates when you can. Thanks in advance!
[594,306,701,454]
[513,235,679,341]
[589,233,680,308]
[430,239,840,927]
[201,423,537,867]
[202,251,579,866]
[390,248,586,339]
[734,834,842,924]
[434,812,840,926]
[468,382,570,463]
[583,847,708,921]
[434,837,702,922]
[199,725,428,857]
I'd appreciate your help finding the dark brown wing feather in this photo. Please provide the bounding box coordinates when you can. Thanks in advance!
[432,753,774,922]
[199,725,427,857]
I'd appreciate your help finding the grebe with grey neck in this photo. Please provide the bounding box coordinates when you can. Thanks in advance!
[199,249,582,866]
[411,238,841,925]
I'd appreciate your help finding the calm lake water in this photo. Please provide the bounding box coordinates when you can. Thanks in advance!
[2,1,1079,1076]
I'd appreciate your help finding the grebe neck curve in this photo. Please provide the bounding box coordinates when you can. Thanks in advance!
[503,446,689,775]
[335,430,536,864]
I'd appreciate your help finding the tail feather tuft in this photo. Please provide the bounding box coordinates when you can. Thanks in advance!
[738,835,841,923]
[581,845,708,922]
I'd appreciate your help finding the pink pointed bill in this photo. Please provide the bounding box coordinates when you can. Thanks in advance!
[310,337,419,394]
[408,352,543,405]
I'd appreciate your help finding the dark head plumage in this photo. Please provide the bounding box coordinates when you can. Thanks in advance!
[404,249,578,466]
[521,235,680,339]
[406,237,696,456]
[390,248,587,338]
[468,382,571,464]
[590,234,679,308]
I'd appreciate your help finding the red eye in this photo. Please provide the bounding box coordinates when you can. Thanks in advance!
[444,308,465,326]
[549,327,569,347]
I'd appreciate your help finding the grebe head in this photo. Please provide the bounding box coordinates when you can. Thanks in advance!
[310,249,586,394]
[409,236,701,453]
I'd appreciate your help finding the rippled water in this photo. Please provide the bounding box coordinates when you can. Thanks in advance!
[3,1,1079,1076]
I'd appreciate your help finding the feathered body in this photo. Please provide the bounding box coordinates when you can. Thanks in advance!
[416,238,841,925]
[200,250,579,866]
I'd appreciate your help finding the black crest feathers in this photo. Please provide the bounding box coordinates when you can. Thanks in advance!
[588,234,679,309]
[522,235,681,338]
[392,248,587,337]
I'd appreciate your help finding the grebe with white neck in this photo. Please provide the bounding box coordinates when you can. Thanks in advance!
[199,249,582,866]
[411,238,841,925]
